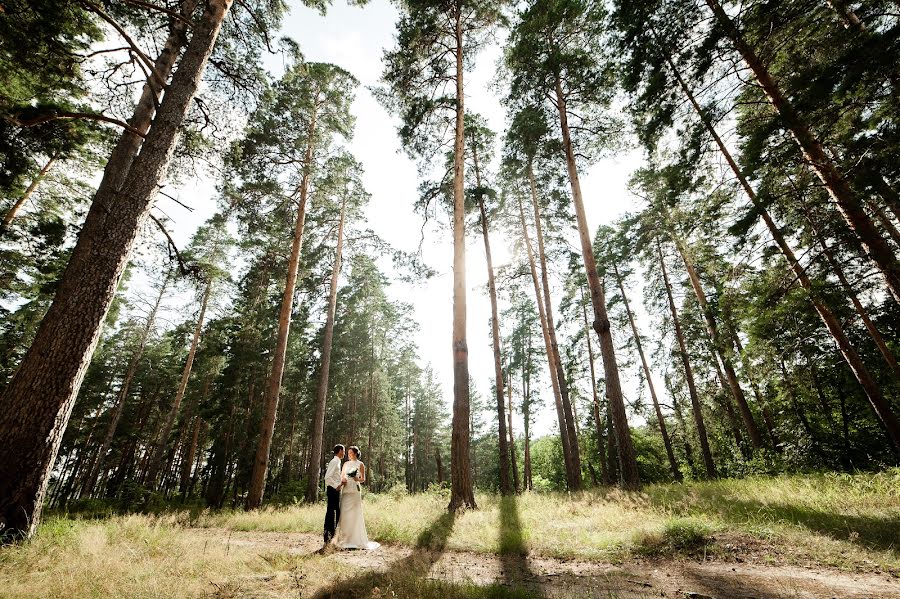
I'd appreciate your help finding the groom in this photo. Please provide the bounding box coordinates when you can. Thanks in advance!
[323,444,345,545]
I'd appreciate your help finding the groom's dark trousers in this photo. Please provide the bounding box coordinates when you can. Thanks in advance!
[324,485,341,543]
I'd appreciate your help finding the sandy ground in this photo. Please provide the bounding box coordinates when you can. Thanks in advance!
[190,528,900,598]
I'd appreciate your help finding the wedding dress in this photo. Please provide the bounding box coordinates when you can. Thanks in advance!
[335,459,380,550]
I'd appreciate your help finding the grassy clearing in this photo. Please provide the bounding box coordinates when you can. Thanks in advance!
[195,471,900,570]
[0,515,538,598]
[3,472,897,598]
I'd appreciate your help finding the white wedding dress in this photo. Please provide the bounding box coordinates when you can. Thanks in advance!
[335,459,380,550]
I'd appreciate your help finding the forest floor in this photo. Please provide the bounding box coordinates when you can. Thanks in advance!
[1,473,898,598]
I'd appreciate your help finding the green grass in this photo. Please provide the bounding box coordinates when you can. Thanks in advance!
[3,472,897,598]
[194,471,900,569]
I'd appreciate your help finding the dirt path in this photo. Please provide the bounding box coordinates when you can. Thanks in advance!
[191,528,900,598]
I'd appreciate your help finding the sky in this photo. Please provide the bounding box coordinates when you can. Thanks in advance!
[163,0,651,438]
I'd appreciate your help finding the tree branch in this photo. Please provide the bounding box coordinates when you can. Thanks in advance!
[80,0,168,89]
[8,111,146,138]
[150,214,190,275]
[121,0,194,27]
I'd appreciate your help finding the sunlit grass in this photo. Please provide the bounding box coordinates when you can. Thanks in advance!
[4,471,897,598]
[197,471,900,569]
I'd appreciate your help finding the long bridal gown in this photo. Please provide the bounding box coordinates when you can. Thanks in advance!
[335,459,380,550]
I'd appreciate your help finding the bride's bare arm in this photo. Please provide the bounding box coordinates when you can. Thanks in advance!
[358,463,366,484]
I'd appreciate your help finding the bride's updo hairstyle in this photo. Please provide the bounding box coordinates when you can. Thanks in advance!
[348,446,361,459]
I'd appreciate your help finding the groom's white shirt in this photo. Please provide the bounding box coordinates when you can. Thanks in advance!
[325,456,342,490]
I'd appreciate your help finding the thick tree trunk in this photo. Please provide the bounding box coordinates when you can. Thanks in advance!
[305,197,346,502]
[478,199,512,494]
[527,169,581,488]
[82,273,169,497]
[704,0,900,303]
[581,291,610,485]
[659,240,717,478]
[448,12,475,512]
[661,46,900,450]
[515,189,576,487]
[670,236,764,449]
[553,78,638,489]
[0,0,231,540]
[247,108,317,510]
[146,280,211,487]
[2,152,59,231]
[612,263,681,481]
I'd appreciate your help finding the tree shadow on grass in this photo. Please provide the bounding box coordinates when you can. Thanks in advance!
[498,495,545,596]
[312,511,457,598]
[648,491,899,553]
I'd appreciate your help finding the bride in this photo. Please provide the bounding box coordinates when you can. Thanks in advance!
[334,446,379,550]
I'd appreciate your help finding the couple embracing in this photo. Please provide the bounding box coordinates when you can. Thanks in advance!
[323,444,380,551]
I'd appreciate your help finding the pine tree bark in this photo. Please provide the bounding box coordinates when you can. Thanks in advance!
[448,10,475,512]
[247,105,317,510]
[527,168,581,488]
[304,197,346,502]
[478,198,512,494]
[0,0,231,540]
[658,240,717,478]
[660,45,900,450]
[703,0,900,303]
[553,76,639,489]
[580,290,610,485]
[515,189,576,488]
[611,263,681,481]
[146,280,211,487]
[2,152,59,232]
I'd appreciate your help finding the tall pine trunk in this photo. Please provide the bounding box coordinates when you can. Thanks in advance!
[247,107,317,510]
[515,190,576,488]
[527,169,581,488]
[553,77,639,489]
[703,0,900,303]
[478,198,512,494]
[2,152,59,232]
[448,11,475,512]
[0,0,232,540]
[670,236,764,449]
[580,290,610,485]
[612,263,681,481]
[146,279,211,487]
[305,197,346,502]
[507,373,520,493]
[658,240,717,478]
